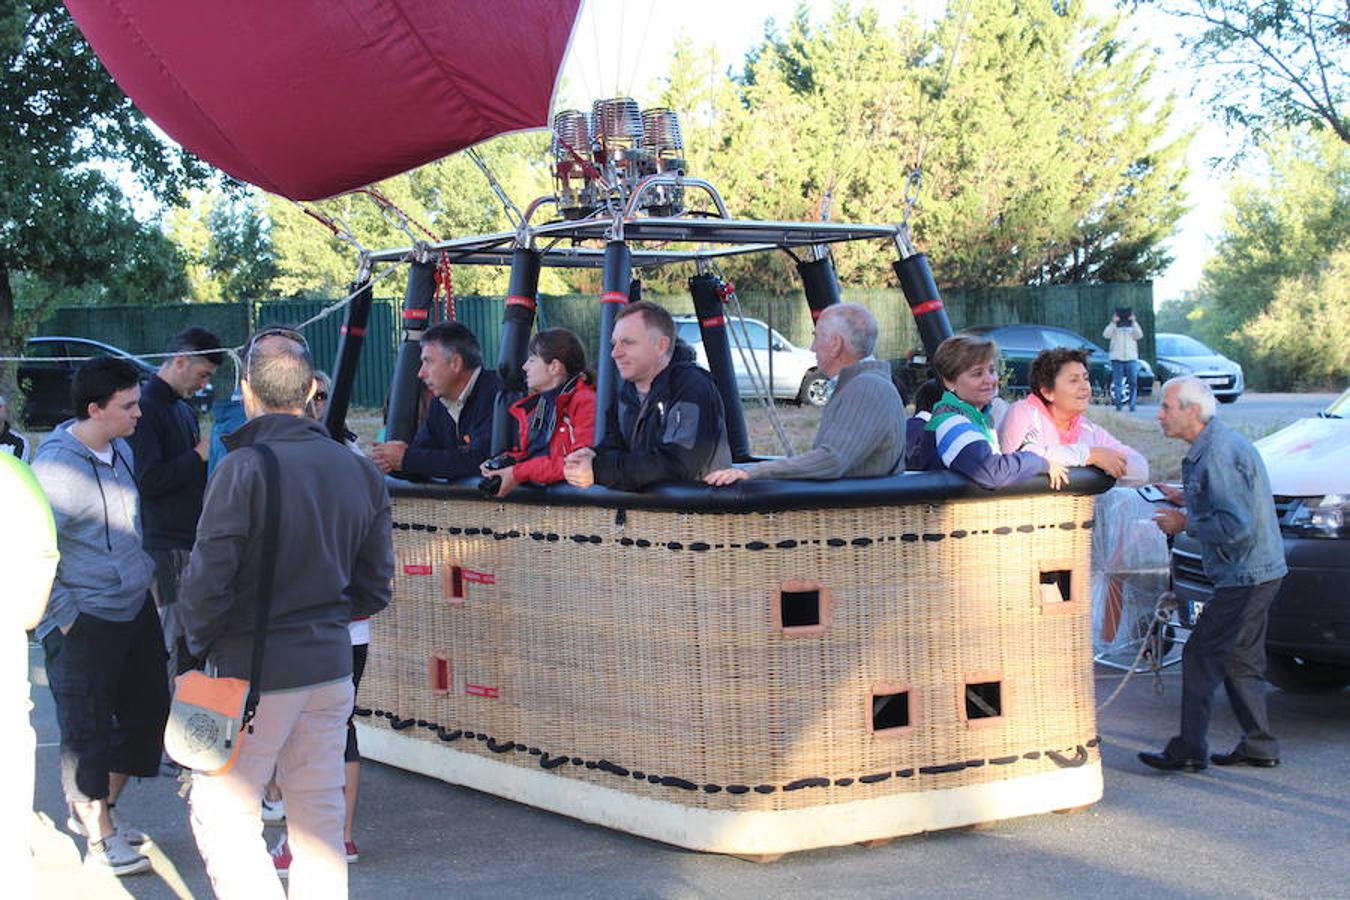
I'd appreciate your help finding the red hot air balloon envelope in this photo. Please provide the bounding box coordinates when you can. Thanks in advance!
[63,1,583,201]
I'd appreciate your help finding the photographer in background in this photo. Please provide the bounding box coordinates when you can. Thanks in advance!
[1103,306,1144,412]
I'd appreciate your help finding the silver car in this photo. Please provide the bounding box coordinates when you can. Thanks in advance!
[1154,333,1245,403]
[674,316,829,406]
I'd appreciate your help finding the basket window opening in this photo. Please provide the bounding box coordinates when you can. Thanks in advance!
[780,588,821,628]
[965,681,1002,719]
[445,565,465,601]
[430,656,452,694]
[872,690,910,731]
[1039,569,1072,603]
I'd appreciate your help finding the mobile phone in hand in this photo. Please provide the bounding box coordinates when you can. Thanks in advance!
[1137,484,1167,503]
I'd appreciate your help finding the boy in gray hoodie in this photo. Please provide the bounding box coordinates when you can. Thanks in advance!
[32,357,168,877]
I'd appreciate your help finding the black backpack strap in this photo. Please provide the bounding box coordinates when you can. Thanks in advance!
[242,442,283,728]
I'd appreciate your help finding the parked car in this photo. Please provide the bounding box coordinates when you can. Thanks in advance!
[1171,387,1350,692]
[17,336,214,428]
[1153,332,1244,403]
[907,323,1154,403]
[673,315,829,406]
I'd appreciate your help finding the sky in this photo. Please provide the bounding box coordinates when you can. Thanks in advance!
[556,0,1244,307]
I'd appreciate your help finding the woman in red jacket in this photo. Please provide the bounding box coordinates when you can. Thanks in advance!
[481,328,596,497]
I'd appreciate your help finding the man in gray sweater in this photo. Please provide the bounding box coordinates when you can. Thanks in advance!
[705,304,904,485]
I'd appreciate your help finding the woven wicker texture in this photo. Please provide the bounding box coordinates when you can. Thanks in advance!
[361,491,1099,812]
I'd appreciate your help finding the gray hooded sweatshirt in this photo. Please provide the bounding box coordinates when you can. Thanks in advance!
[31,421,154,639]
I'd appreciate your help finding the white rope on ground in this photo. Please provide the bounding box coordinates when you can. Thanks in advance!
[1096,590,1178,711]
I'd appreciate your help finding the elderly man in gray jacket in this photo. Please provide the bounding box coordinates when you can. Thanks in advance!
[705,303,904,485]
[1140,376,1287,773]
[179,332,394,899]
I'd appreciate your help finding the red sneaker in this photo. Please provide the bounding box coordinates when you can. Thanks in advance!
[345,840,359,863]
[270,839,292,878]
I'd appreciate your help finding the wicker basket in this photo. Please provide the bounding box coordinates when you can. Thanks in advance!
[357,489,1102,854]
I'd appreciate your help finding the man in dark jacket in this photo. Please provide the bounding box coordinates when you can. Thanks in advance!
[370,321,498,479]
[128,326,223,687]
[179,332,393,898]
[564,301,730,491]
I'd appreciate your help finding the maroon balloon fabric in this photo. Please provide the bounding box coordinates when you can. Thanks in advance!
[65,0,581,200]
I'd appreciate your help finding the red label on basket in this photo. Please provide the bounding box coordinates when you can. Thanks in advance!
[911,299,944,314]
[601,291,628,304]
[699,316,725,329]
[340,325,366,336]
[403,564,434,575]
[462,569,495,585]
[403,308,429,320]
[465,684,498,698]
[506,295,537,310]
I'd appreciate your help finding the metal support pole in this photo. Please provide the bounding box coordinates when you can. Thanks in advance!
[797,255,842,322]
[593,240,631,447]
[324,275,374,444]
[490,248,542,454]
[689,273,751,462]
[893,250,953,357]
[383,260,437,444]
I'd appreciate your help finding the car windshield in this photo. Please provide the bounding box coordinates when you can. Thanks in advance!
[676,322,702,345]
[728,320,770,350]
[1157,334,1214,357]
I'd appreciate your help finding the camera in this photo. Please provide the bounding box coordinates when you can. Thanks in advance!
[477,453,514,497]
[1114,306,1134,322]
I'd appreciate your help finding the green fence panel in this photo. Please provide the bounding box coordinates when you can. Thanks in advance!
[34,282,1155,412]
[255,298,398,410]
[38,303,251,357]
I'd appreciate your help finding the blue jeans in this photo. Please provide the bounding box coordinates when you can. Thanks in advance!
[1111,359,1139,410]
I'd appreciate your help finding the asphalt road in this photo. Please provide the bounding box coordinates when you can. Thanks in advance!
[1124,392,1340,436]
[28,645,1350,900]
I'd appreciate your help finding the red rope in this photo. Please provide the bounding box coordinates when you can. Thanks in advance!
[356,187,440,242]
[435,251,456,322]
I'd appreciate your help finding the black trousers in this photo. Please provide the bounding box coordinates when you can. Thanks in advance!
[1166,578,1282,761]
[42,599,170,803]
[344,642,369,763]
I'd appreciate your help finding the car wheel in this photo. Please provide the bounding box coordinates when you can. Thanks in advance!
[1218,394,1240,404]
[1265,653,1350,693]
[798,372,830,408]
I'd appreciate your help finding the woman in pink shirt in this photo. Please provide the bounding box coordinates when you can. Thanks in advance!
[999,347,1149,486]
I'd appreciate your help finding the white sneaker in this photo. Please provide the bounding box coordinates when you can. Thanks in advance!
[67,813,150,846]
[85,835,152,876]
[261,797,286,824]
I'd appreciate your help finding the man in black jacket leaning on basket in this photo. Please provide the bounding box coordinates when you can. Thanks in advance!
[564,300,730,491]
[178,330,394,899]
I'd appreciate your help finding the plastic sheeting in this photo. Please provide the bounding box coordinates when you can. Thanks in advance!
[1091,487,1175,666]
[64,1,582,200]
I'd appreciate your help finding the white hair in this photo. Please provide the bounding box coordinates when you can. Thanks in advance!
[1164,376,1217,422]
[819,303,879,358]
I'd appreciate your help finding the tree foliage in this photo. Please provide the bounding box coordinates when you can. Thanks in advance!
[0,1,206,361]
[1146,0,1348,144]
[1243,246,1350,387]
[648,0,1189,291]
[1177,127,1348,388]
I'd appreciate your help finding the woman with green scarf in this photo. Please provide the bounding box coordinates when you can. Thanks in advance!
[910,334,1068,490]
